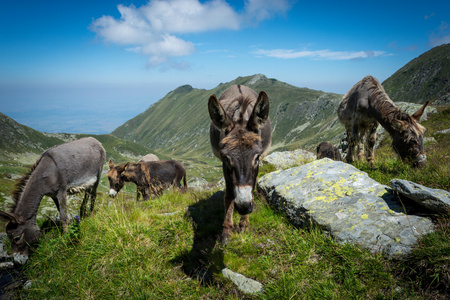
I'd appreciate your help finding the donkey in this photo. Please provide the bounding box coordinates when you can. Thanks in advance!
[108,159,187,201]
[208,84,271,243]
[316,141,342,161]
[0,137,105,264]
[338,76,430,168]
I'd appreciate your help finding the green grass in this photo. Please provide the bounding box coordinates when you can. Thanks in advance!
[353,107,450,190]
[2,186,442,299]
[2,107,449,299]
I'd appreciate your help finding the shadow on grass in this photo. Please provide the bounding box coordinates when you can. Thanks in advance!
[171,191,225,285]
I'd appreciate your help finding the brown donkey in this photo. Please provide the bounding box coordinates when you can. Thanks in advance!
[338,75,430,168]
[108,159,187,200]
[0,137,106,264]
[208,84,271,243]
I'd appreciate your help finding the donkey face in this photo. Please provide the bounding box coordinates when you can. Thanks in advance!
[209,90,270,215]
[391,101,429,168]
[220,129,264,214]
[107,160,128,197]
[392,130,426,168]
[0,211,41,265]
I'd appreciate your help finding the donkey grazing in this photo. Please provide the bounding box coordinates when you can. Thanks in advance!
[0,137,105,264]
[208,84,271,242]
[338,75,430,168]
[108,159,187,201]
[316,141,342,161]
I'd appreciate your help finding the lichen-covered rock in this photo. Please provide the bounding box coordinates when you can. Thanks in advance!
[263,149,315,169]
[257,158,435,257]
[389,179,450,214]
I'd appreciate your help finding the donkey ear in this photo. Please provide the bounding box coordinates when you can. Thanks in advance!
[248,91,270,131]
[411,100,430,122]
[117,162,130,173]
[0,210,19,224]
[208,95,231,131]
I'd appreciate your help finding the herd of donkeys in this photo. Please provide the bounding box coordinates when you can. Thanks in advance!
[0,75,431,264]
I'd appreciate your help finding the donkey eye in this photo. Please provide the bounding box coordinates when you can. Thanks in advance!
[13,234,23,243]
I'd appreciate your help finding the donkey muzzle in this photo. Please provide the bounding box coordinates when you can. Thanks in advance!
[234,186,254,215]
[13,252,29,265]
[109,189,118,197]
[413,154,427,168]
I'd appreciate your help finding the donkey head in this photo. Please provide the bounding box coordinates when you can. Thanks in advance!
[107,159,129,197]
[0,211,40,265]
[208,91,270,215]
[391,101,430,168]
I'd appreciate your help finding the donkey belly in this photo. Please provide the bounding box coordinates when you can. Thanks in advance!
[67,175,99,194]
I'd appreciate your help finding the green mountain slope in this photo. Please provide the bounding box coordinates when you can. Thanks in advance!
[112,74,344,159]
[0,113,160,165]
[0,112,64,162]
[382,43,450,104]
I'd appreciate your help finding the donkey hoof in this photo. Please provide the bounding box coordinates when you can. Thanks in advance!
[221,232,231,244]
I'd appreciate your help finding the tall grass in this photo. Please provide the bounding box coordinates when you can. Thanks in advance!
[5,107,450,299]
[10,187,442,299]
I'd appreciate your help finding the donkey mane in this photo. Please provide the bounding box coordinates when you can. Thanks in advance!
[228,95,254,124]
[368,76,425,138]
[10,154,45,212]
[221,130,262,150]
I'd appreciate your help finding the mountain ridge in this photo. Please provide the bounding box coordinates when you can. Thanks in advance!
[382,43,450,104]
[111,74,344,159]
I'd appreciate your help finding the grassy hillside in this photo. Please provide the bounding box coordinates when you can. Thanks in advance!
[112,74,344,159]
[4,104,449,299]
[383,43,450,104]
[0,113,64,163]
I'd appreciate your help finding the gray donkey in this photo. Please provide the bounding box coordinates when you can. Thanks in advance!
[0,137,105,264]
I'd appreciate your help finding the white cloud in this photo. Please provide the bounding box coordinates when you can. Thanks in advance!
[244,0,294,23]
[428,21,450,47]
[91,0,292,69]
[253,49,386,60]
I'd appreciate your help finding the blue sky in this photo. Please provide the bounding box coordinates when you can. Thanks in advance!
[1,0,449,134]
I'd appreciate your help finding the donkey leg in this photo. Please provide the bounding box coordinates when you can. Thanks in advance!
[57,191,69,233]
[80,192,88,219]
[357,128,366,161]
[345,129,355,163]
[222,192,235,244]
[89,187,97,214]
[238,214,250,232]
[367,126,377,167]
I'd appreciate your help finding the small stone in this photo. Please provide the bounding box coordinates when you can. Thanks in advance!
[222,268,263,294]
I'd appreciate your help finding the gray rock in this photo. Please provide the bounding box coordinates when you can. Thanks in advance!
[436,128,450,135]
[257,158,435,257]
[222,268,263,294]
[187,177,209,190]
[263,149,315,169]
[389,179,450,214]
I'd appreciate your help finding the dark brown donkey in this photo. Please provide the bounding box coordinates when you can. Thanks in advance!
[338,75,430,168]
[208,84,271,243]
[108,159,187,200]
[0,137,106,264]
[316,141,342,161]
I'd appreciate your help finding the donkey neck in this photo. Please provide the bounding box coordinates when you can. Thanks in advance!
[367,97,403,135]
[14,172,47,222]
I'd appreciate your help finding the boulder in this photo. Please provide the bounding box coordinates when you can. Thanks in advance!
[389,179,450,214]
[263,149,315,169]
[257,158,435,257]
[138,153,159,162]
